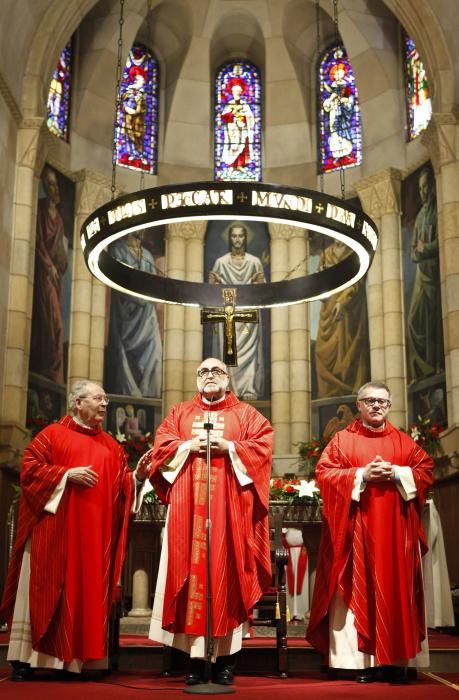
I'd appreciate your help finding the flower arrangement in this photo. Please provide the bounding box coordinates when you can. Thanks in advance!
[269,477,321,504]
[115,430,154,468]
[294,436,329,477]
[114,431,160,504]
[27,416,54,437]
[405,416,444,457]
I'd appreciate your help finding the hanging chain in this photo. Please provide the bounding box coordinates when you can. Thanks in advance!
[280,0,325,282]
[333,0,346,200]
[316,0,324,193]
[339,167,345,199]
[111,0,125,200]
[333,0,339,43]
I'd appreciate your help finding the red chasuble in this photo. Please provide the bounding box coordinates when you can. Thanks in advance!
[307,419,433,665]
[150,391,273,638]
[0,416,133,663]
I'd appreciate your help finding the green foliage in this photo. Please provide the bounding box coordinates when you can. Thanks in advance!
[269,477,321,504]
[403,416,444,457]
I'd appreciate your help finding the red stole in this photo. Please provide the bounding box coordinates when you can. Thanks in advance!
[307,419,433,664]
[150,392,273,637]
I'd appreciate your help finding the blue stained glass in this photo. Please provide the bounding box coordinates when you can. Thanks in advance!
[318,45,362,173]
[215,61,262,182]
[115,44,159,174]
[403,33,432,140]
[46,41,72,141]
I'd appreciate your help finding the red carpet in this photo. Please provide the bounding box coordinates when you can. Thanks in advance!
[0,670,458,699]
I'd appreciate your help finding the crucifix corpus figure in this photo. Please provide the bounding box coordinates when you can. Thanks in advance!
[201,288,259,366]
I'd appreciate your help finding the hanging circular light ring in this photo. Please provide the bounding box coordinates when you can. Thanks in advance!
[80,181,378,308]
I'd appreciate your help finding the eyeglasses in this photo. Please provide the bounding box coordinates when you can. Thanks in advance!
[81,394,110,405]
[197,367,227,378]
[358,397,391,407]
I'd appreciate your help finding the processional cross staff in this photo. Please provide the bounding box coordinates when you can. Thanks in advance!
[200,288,259,366]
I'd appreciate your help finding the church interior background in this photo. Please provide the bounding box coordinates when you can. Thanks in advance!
[0,0,458,613]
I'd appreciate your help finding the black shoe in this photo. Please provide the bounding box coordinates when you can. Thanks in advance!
[355,667,375,683]
[185,658,206,685]
[386,666,410,684]
[214,667,234,685]
[185,673,203,686]
[213,654,237,685]
[11,662,34,682]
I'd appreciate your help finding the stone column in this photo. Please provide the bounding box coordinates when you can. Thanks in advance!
[2,118,46,426]
[163,223,187,414]
[69,170,112,386]
[269,224,292,454]
[287,228,310,447]
[183,222,206,399]
[355,168,407,426]
[422,114,459,445]
[128,526,156,617]
[1,118,45,442]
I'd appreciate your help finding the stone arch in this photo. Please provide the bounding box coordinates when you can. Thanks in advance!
[21,0,99,118]
[382,0,455,112]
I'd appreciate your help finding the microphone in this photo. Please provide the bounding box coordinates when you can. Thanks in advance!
[204,395,214,434]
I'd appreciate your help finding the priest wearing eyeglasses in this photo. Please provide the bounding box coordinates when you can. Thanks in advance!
[147,357,273,686]
[1,380,151,681]
[307,381,434,684]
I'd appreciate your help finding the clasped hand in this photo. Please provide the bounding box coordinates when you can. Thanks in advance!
[362,455,394,482]
[190,431,229,454]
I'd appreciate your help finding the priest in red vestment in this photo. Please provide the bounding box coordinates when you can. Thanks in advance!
[307,381,434,684]
[0,380,151,681]
[148,357,273,686]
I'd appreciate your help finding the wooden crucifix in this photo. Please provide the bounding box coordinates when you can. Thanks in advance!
[200,288,259,366]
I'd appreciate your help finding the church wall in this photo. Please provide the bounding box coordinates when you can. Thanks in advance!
[0,1,44,110]
[0,0,457,613]
[0,1,454,430]
[0,97,17,412]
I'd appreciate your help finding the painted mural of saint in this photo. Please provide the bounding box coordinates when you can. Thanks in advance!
[106,231,162,397]
[315,240,369,398]
[30,166,69,384]
[209,223,265,400]
[407,166,444,382]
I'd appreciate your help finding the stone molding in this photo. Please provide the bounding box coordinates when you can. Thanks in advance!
[422,113,458,174]
[166,221,206,241]
[355,167,401,218]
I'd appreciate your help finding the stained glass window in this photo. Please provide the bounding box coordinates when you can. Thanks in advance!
[403,33,432,140]
[46,41,72,141]
[215,61,261,182]
[115,44,159,174]
[318,45,362,173]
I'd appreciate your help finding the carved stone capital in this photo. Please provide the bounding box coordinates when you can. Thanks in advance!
[16,118,45,172]
[422,113,459,173]
[75,170,112,217]
[354,167,402,218]
[166,221,206,241]
[269,223,299,240]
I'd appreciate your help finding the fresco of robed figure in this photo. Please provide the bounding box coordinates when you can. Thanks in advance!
[205,220,270,401]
